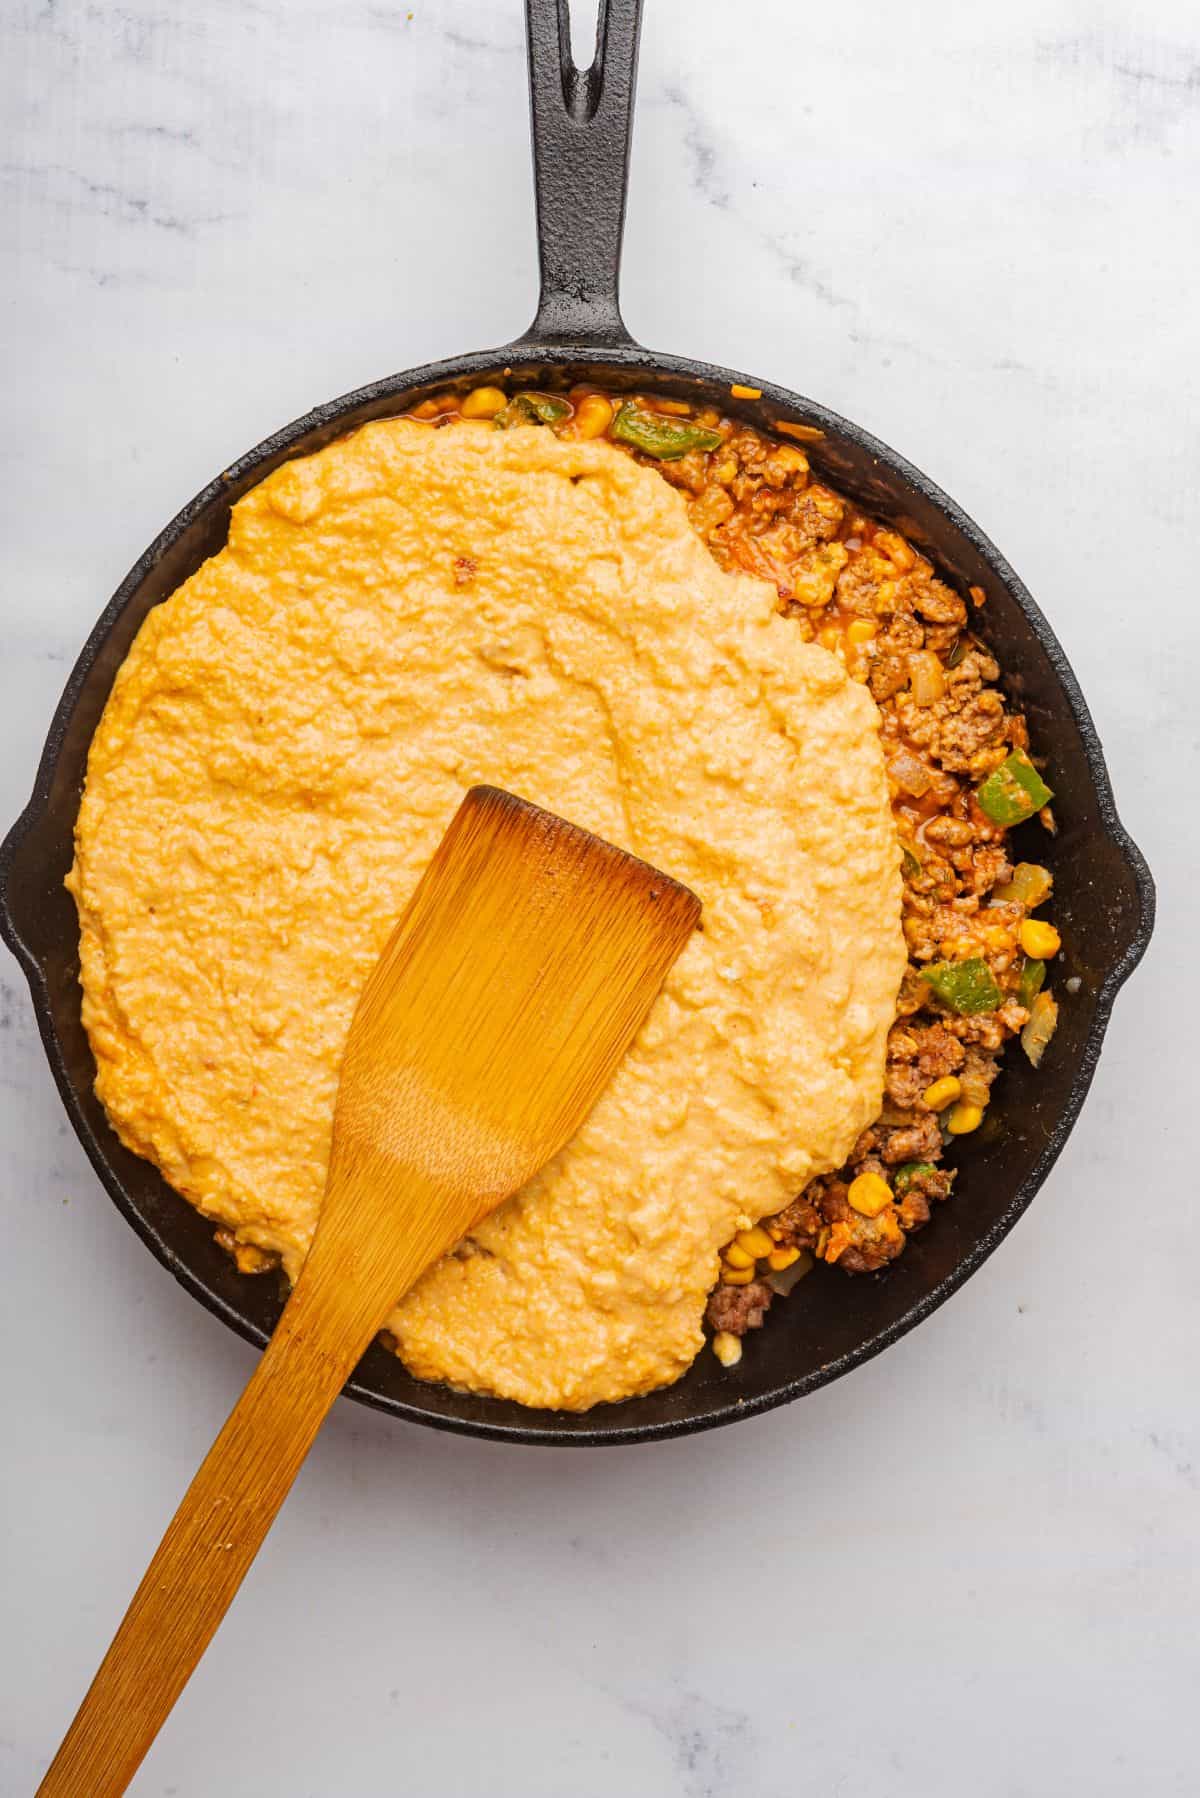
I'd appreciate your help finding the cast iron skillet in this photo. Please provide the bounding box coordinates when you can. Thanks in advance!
[0,0,1154,1445]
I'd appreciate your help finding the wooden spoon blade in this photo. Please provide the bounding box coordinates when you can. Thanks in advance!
[328,784,701,1276]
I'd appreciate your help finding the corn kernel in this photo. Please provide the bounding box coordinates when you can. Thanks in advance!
[818,625,842,654]
[735,1225,774,1259]
[460,385,507,419]
[846,619,878,646]
[847,1171,892,1217]
[721,1264,756,1285]
[723,1243,755,1270]
[715,458,738,485]
[946,1101,984,1135]
[573,392,614,439]
[767,1245,801,1272]
[922,1075,962,1112]
[730,383,762,400]
[1019,919,1061,959]
[712,1331,743,1367]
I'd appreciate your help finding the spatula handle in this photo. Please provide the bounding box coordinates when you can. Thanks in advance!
[36,1267,381,1798]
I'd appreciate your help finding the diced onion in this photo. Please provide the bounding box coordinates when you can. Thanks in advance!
[889,750,933,797]
[907,650,945,706]
[1021,991,1059,1067]
[995,862,1054,908]
[767,1250,815,1296]
[960,1073,991,1109]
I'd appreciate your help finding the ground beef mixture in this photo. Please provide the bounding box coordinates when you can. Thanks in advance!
[226,381,1062,1370]
[640,406,1058,1332]
[650,410,1058,1329]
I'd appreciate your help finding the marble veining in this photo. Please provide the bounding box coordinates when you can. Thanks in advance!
[2,1,1196,1793]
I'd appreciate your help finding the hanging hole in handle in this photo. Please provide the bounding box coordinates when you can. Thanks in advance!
[563,0,602,69]
[558,0,614,125]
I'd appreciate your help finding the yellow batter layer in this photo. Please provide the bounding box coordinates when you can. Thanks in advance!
[68,421,904,1410]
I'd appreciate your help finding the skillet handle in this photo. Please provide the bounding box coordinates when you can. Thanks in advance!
[521,0,643,347]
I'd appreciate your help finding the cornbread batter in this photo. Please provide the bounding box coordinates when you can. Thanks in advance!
[68,421,904,1409]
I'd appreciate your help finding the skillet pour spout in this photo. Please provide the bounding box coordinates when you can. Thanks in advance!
[0,0,1155,1445]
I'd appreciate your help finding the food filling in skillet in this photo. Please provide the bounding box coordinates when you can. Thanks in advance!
[66,384,1060,1407]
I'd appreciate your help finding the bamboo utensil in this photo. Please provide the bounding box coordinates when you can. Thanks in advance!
[38,785,699,1797]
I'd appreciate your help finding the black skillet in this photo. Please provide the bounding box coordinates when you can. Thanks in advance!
[0,0,1154,1445]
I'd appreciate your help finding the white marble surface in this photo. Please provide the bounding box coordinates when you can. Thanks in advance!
[2,1,1196,1792]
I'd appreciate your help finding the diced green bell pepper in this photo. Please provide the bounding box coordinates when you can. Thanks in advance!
[494,392,572,429]
[975,749,1053,827]
[894,1161,937,1196]
[1017,955,1046,1009]
[610,402,723,461]
[921,957,1002,1015]
[901,843,923,880]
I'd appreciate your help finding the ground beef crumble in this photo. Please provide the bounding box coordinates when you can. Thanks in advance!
[706,1278,775,1337]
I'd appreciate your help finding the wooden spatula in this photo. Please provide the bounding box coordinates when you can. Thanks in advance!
[38,785,700,1797]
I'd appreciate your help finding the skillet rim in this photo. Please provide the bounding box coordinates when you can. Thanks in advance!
[0,340,1156,1445]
